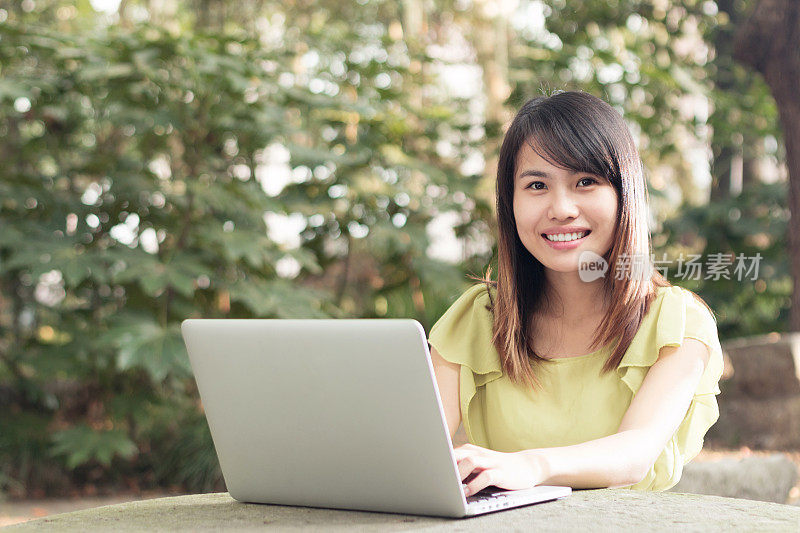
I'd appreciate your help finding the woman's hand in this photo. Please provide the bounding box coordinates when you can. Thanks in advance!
[453,443,547,496]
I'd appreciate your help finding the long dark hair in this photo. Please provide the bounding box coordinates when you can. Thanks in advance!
[472,91,682,388]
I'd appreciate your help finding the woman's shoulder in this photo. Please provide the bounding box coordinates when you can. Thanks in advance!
[458,281,496,302]
[650,284,716,325]
[427,282,499,375]
[652,283,695,301]
[619,283,723,394]
[631,284,719,353]
[435,282,495,320]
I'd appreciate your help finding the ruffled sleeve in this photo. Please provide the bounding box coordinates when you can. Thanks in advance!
[617,286,724,491]
[427,283,503,446]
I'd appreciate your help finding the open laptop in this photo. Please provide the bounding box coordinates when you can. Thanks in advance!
[181,318,571,518]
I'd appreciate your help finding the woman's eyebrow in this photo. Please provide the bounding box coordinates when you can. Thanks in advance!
[517,169,581,180]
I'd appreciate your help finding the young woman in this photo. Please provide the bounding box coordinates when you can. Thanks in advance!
[427,91,723,495]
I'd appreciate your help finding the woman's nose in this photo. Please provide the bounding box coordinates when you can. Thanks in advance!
[548,190,580,220]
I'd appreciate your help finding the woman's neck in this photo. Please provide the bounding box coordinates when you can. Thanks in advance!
[539,270,608,325]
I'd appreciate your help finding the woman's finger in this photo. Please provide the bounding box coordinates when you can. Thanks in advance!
[457,450,499,480]
[451,445,471,461]
[464,468,496,497]
[452,443,479,458]
[457,455,480,481]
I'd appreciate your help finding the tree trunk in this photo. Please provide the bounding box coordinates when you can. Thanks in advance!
[709,0,739,202]
[733,0,800,328]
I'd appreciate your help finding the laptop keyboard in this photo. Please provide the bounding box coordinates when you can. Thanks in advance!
[468,493,508,503]
[466,487,515,511]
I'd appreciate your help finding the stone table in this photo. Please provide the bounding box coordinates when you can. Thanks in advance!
[6,489,800,532]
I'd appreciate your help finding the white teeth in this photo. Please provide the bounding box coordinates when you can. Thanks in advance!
[545,231,586,242]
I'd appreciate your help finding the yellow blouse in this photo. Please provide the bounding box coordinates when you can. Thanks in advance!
[427,283,724,491]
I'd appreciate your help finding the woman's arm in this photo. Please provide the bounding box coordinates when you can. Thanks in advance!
[429,345,461,441]
[518,337,712,488]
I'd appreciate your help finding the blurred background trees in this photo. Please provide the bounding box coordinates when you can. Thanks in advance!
[0,0,791,497]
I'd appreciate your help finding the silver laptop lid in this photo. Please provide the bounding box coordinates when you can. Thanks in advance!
[181,318,469,517]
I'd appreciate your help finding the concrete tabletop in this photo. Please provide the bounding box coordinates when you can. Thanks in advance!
[6,489,800,532]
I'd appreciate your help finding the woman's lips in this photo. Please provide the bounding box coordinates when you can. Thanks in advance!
[541,230,591,250]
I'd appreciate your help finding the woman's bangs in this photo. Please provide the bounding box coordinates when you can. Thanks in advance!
[526,115,615,182]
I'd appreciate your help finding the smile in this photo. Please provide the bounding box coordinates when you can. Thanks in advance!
[542,231,590,242]
[541,230,591,250]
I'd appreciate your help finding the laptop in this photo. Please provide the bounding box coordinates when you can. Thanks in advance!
[181,318,571,518]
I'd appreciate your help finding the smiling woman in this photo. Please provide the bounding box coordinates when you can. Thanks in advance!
[494,91,662,376]
[513,145,618,272]
[427,91,723,496]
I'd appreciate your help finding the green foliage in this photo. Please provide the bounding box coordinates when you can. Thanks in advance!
[0,7,470,496]
[50,426,138,469]
[0,21,331,495]
[658,181,790,337]
[101,317,189,382]
[148,409,223,493]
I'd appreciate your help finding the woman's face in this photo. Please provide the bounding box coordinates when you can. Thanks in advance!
[512,141,619,275]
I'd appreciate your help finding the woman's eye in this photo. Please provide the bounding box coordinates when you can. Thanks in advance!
[525,178,597,190]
